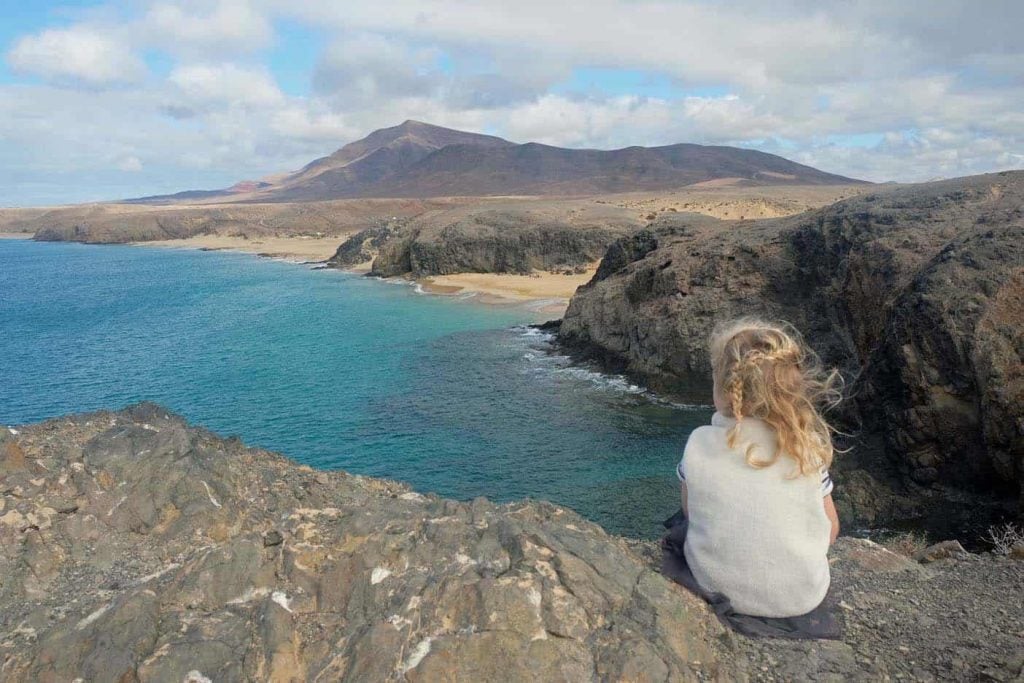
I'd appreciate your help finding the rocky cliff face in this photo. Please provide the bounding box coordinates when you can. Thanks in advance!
[0,404,724,681]
[559,172,1024,526]
[328,202,642,277]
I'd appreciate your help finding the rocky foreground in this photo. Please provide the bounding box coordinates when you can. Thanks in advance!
[2,404,1022,682]
[559,171,1024,532]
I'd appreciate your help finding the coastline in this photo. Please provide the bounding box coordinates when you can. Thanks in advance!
[128,233,589,315]
[131,234,348,262]
[0,232,33,239]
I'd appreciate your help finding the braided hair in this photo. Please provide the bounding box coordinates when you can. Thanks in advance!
[710,317,843,476]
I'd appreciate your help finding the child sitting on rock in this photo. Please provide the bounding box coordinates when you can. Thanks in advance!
[673,317,842,620]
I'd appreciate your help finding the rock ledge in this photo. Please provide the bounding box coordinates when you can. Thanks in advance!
[2,404,1022,682]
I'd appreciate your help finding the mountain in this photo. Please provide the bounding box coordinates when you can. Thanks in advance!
[129,120,866,204]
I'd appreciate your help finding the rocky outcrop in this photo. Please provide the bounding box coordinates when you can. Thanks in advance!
[326,217,413,268]
[0,404,724,681]
[559,172,1024,525]
[3,405,1023,682]
[329,202,642,277]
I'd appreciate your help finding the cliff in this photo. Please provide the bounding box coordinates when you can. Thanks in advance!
[2,405,1021,681]
[558,171,1024,530]
[328,201,642,277]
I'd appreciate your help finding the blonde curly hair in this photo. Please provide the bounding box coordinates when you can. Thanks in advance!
[709,317,843,476]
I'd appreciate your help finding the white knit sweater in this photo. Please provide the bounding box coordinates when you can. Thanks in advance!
[678,412,831,617]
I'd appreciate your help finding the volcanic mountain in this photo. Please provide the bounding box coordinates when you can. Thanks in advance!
[130,120,865,203]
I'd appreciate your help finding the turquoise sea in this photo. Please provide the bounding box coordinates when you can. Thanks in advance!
[0,239,711,538]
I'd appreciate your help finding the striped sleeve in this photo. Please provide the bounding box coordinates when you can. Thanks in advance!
[676,458,686,483]
[821,468,834,496]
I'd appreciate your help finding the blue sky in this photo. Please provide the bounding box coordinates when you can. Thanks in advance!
[1,0,1022,205]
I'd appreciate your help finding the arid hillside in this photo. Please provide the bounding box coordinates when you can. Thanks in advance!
[126,120,867,204]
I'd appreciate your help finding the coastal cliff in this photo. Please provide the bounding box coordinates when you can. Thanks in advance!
[327,201,641,277]
[558,171,1024,529]
[3,405,1022,681]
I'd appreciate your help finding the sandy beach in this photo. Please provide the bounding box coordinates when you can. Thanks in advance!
[132,232,587,314]
[0,232,33,239]
[134,234,349,262]
[418,268,596,316]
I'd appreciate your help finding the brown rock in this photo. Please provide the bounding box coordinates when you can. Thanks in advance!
[1,438,28,473]
[916,540,969,563]
[0,404,730,681]
[836,538,922,573]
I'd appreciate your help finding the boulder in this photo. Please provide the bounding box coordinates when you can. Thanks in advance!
[915,540,970,563]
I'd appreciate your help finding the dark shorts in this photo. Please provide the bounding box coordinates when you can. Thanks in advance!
[661,512,842,640]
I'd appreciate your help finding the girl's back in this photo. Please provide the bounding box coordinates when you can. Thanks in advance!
[675,317,842,618]
[681,413,832,617]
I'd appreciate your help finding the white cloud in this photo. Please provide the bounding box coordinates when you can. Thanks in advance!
[6,26,146,86]
[268,106,357,143]
[2,0,1023,203]
[144,0,273,56]
[169,63,284,108]
[117,156,144,172]
[314,33,441,103]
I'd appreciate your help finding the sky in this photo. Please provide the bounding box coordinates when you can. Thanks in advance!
[1,1,1023,206]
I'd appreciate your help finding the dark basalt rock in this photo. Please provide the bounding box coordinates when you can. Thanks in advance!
[326,217,413,268]
[559,172,1024,528]
[588,229,659,284]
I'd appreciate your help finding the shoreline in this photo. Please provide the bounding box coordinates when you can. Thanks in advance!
[0,232,33,239]
[132,234,347,263]
[128,233,589,315]
[416,268,596,317]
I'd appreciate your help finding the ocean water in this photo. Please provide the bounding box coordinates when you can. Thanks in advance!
[0,239,712,538]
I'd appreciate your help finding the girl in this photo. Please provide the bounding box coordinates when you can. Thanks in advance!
[676,317,842,618]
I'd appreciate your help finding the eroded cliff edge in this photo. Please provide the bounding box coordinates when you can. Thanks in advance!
[559,171,1024,529]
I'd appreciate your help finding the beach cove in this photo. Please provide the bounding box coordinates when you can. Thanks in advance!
[0,238,709,539]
